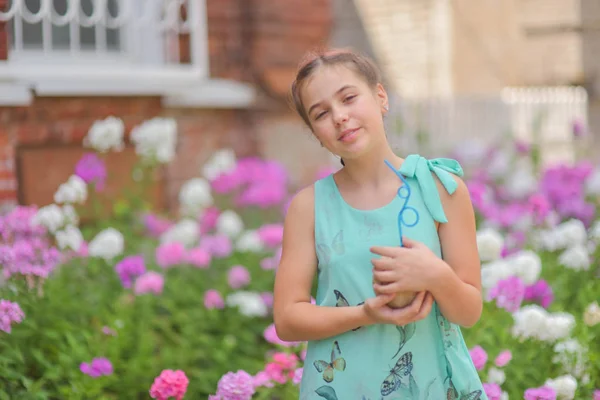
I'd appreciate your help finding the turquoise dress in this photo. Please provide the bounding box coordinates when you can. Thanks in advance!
[299,155,487,400]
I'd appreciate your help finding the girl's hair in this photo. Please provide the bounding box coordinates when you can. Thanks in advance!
[290,48,383,129]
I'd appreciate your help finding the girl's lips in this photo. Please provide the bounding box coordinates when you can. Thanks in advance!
[338,128,360,142]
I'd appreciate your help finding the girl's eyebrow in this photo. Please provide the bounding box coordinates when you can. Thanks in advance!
[307,85,357,116]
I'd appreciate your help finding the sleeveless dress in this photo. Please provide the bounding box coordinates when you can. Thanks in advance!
[299,154,488,400]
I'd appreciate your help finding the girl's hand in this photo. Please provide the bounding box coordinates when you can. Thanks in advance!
[370,237,445,295]
[363,291,434,326]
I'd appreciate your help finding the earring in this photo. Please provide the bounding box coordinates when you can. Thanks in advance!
[384,105,389,111]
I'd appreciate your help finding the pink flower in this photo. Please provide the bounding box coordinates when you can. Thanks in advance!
[115,255,146,288]
[483,382,502,400]
[515,140,531,155]
[185,247,211,268]
[0,299,25,333]
[260,247,281,270]
[257,224,284,248]
[524,385,557,400]
[199,207,220,234]
[102,326,117,336]
[263,324,301,347]
[228,265,251,289]
[524,279,554,309]
[494,350,512,367]
[469,345,488,371]
[263,352,298,384]
[80,357,113,378]
[149,369,189,400]
[488,276,525,313]
[75,152,107,190]
[527,193,551,224]
[204,290,225,309]
[252,370,274,389]
[594,389,600,400]
[155,242,186,269]
[292,367,303,385]
[77,241,89,257]
[134,272,164,295]
[143,213,173,238]
[200,234,232,258]
[260,292,274,309]
[215,370,255,400]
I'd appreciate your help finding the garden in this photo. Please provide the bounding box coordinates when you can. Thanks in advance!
[0,116,598,399]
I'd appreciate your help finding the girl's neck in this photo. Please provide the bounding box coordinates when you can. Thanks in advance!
[339,144,403,188]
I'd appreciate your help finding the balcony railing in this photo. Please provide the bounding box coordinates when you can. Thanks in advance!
[0,0,208,83]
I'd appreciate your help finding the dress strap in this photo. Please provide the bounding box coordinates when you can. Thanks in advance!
[398,154,464,224]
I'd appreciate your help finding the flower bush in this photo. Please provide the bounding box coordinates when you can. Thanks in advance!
[0,117,598,399]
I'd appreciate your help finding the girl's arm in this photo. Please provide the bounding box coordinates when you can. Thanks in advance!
[273,186,373,342]
[431,176,483,328]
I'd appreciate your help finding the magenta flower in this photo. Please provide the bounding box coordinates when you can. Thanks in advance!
[142,214,173,238]
[483,382,502,400]
[80,357,113,378]
[75,153,107,190]
[252,370,275,389]
[134,272,164,295]
[488,276,525,313]
[199,206,220,234]
[292,367,303,385]
[260,247,281,270]
[494,350,512,367]
[149,369,189,400]
[155,242,186,269]
[114,255,146,288]
[0,300,25,333]
[0,206,46,241]
[263,323,301,347]
[527,193,551,224]
[257,224,284,248]
[515,140,531,154]
[214,370,255,400]
[260,292,274,309]
[594,389,600,400]
[524,385,557,400]
[228,265,251,289]
[102,326,117,336]
[204,290,225,309]
[524,279,554,309]
[200,234,232,258]
[469,345,488,371]
[185,247,211,268]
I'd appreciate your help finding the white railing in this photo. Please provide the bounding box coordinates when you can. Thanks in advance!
[0,0,208,80]
[385,86,589,165]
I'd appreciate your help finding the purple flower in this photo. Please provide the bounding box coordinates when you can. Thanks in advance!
[200,234,232,258]
[204,290,225,309]
[524,279,554,309]
[228,265,251,289]
[215,370,255,400]
[75,153,106,190]
[114,255,146,288]
[80,357,113,378]
[0,300,25,333]
[593,389,600,400]
[488,276,525,313]
[524,385,557,400]
[142,213,173,238]
[572,119,586,138]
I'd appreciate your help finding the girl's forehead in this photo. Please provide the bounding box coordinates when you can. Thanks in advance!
[301,65,364,102]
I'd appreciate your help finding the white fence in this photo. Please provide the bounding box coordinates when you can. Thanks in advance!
[385,86,589,165]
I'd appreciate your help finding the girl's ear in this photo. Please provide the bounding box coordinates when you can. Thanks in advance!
[376,83,389,113]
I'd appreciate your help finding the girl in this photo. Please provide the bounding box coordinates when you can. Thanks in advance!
[273,48,487,400]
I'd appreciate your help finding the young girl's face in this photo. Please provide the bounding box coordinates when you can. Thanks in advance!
[300,65,388,162]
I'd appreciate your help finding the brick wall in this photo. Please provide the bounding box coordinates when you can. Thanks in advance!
[0,0,333,212]
[0,0,7,60]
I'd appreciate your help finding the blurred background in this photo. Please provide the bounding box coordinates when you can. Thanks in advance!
[1,0,599,213]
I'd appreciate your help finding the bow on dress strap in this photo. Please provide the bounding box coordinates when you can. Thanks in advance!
[397,154,464,224]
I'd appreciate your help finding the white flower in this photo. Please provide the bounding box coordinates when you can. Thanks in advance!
[159,219,199,248]
[507,250,542,285]
[481,260,514,290]
[553,339,588,379]
[62,204,79,226]
[216,210,244,238]
[55,225,84,251]
[589,220,600,241]
[544,375,577,400]
[558,219,588,247]
[54,175,87,204]
[226,291,268,317]
[487,367,506,385]
[31,204,65,233]
[130,117,177,164]
[236,230,264,253]
[476,228,504,262]
[583,301,600,326]
[178,178,213,216]
[585,167,600,195]
[512,305,575,343]
[558,245,591,271]
[500,392,509,400]
[505,166,537,199]
[202,149,237,180]
[83,116,125,153]
[88,228,124,261]
[487,150,511,179]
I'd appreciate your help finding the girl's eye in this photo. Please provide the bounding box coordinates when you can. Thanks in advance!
[344,95,356,102]
[315,111,327,120]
